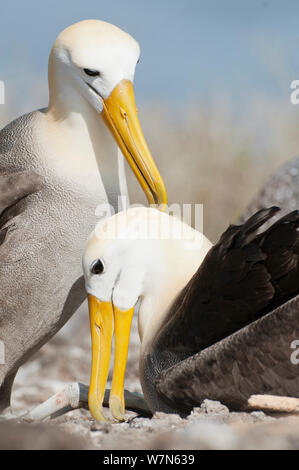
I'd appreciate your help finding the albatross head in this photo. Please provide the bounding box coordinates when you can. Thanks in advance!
[82,207,212,421]
[48,19,167,206]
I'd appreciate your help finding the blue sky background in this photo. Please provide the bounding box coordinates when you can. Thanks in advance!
[1,0,299,115]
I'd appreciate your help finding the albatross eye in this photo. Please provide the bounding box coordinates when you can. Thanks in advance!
[84,68,100,77]
[91,259,104,275]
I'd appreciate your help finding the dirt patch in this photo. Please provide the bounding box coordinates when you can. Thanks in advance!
[3,313,299,450]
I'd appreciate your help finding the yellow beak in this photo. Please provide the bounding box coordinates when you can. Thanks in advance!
[101,79,167,209]
[88,294,134,421]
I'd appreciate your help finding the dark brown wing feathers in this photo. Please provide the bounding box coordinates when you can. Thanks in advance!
[152,207,299,412]
[156,295,299,413]
[155,207,299,354]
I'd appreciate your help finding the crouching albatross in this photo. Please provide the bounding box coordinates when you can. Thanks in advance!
[82,206,299,420]
[0,20,166,414]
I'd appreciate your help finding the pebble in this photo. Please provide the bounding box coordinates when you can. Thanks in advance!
[153,412,184,425]
[129,417,153,429]
[199,399,230,415]
[90,421,112,433]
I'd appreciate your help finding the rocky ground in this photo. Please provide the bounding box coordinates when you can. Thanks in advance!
[1,306,299,450]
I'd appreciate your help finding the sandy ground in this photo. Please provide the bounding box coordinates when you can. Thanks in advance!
[1,306,299,450]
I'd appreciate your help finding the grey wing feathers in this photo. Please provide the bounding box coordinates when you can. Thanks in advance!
[0,171,42,237]
[0,171,42,215]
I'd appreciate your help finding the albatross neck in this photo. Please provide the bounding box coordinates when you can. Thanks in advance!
[43,53,125,204]
[138,229,213,355]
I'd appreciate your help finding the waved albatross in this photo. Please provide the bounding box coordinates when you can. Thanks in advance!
[0,20,166,414]
[82,206,299,420]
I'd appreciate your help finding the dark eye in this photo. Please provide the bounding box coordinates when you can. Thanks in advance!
[84,68,100,77]
[91,259,104,275]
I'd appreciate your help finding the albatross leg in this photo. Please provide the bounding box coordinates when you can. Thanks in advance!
[23,383,151,422]
[0,371,18,415]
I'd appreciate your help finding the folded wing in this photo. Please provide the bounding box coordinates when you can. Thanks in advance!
[154,207,299,412]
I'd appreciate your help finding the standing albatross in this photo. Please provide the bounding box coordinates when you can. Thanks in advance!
[0,20,166,414]
[82,206,299,420]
